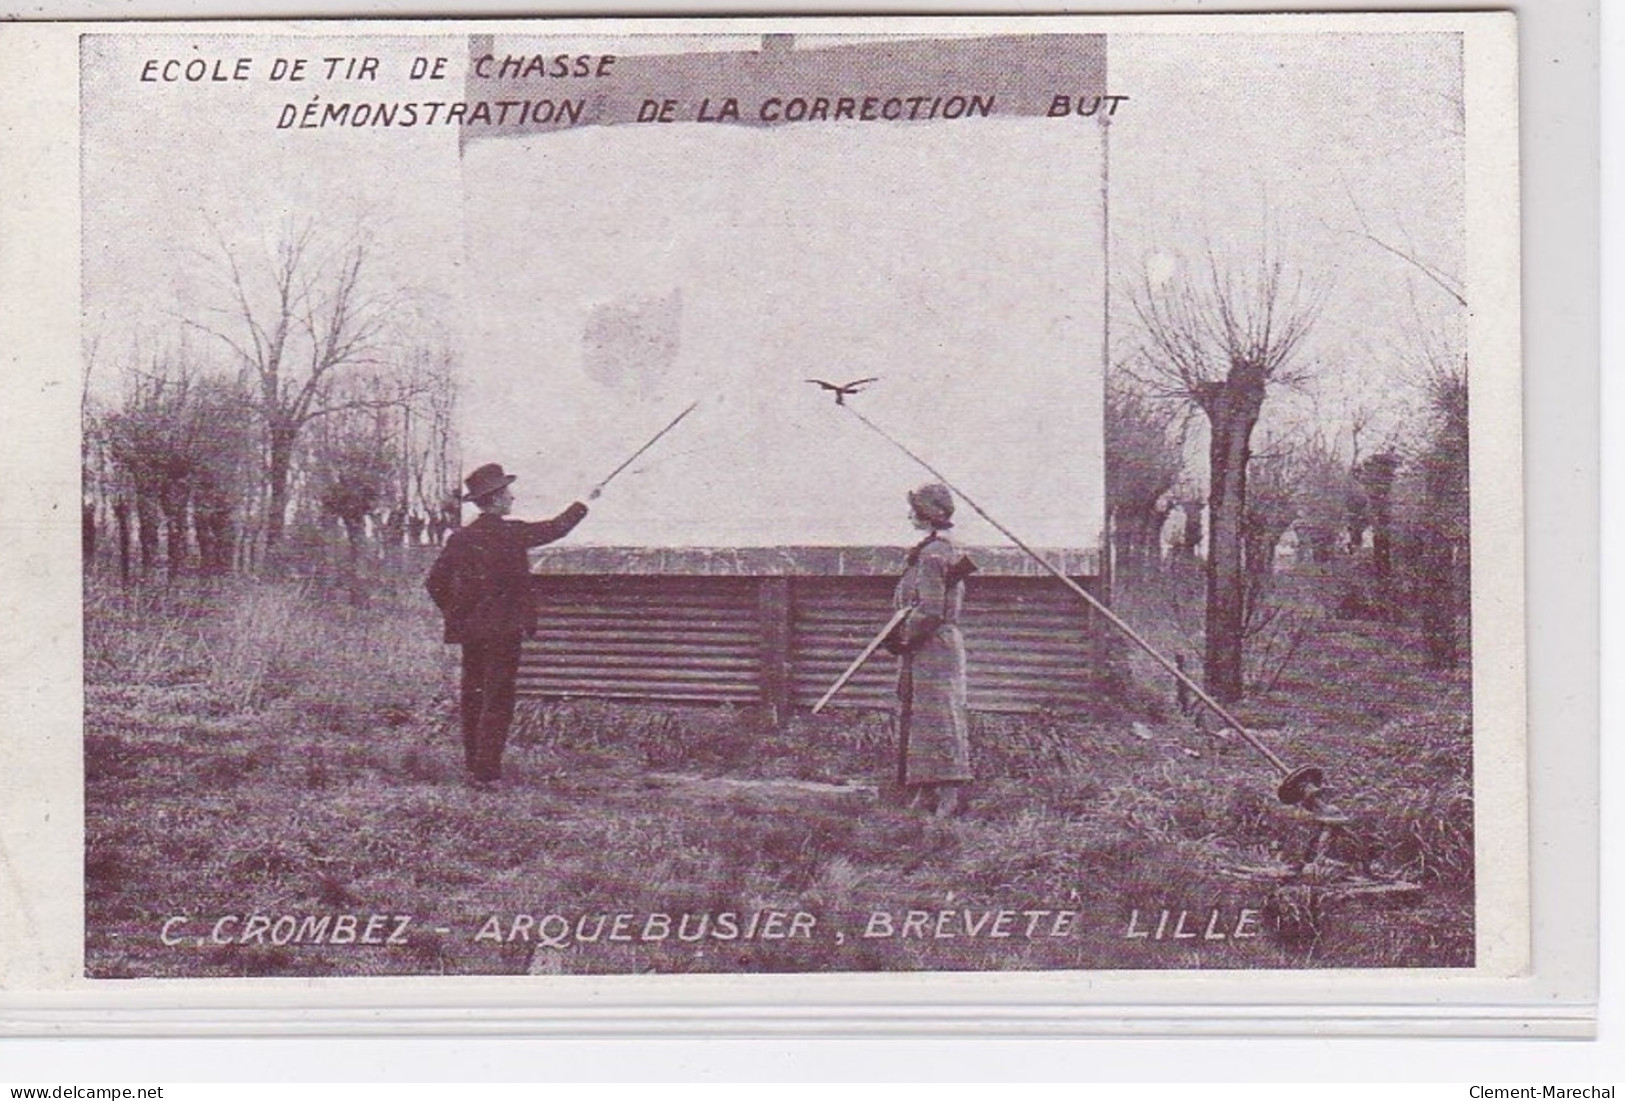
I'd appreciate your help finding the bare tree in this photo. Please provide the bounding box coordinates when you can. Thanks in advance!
[188,377,257,576]
[1353,449,1402,616]
[189,221,394,552]
[392,346,460,549]
[311,409,394,562]
[1394,354,1469,668]
[411,348,461,545]
[1127,249,1322,702]
[1105,376,1184,580]
[1165,483,1205,568]
[104,352,255,581]
[1339,170,1469,661]
[1241,441,1299,596]
[1289,431,1357,564]
[106,356,193,581]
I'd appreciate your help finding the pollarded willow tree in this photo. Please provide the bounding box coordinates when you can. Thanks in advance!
[1127,250,1323,702]
[1105,376,1185,580]
[104,351,257,579]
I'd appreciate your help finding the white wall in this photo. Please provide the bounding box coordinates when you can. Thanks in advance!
[460,54,1107,550]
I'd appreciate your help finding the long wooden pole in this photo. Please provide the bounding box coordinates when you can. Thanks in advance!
[592,400,701,492]
[811,604,914,715]
[844,405,1294,778]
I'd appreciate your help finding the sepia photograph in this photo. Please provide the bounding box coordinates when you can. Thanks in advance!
[64,19,1514,982]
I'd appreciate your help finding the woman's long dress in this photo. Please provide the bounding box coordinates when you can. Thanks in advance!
[894,535,972,787]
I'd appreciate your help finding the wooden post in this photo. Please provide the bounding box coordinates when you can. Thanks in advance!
[1083,573,1123,701]
[757,576,792,728]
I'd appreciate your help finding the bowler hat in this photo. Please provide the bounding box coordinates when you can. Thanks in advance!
[908,482,955,528]
[463,462,517,503]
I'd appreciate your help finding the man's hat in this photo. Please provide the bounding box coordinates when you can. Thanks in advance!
[463,462,517,503]
[908,482,955,528]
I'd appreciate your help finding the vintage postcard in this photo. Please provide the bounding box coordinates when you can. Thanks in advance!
[0,13,1526,1018]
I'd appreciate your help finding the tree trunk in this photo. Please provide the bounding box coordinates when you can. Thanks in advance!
[135,492,160,575]
[161,491,189,583]
[194,499,234,577]
[265,425,297,549]
[1352,453,1399,620]
[384,501,407,564]
[1419,539,1456,668]
[114,500,132,585]
[1299,523,1337,564]
[341,513,367,607]
[1198,369,1265,704]
[1109,508,1153,581]
[194,502,214,577]
[1243,521,1279,584]
[341,514,365,559]
[1241,517,1282,639]
[1172,499,1203,565]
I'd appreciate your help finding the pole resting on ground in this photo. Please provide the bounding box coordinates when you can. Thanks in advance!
[812,604,914,715]
[841,403,1350,825]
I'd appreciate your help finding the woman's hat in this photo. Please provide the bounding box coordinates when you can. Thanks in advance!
[463,462,517,503]
[908,482,955,528]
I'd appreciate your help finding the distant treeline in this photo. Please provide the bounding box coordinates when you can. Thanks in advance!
[83,220,462,583]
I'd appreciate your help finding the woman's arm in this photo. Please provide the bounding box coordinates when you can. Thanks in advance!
[900,545,948,650]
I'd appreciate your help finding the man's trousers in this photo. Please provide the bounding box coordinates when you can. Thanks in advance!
[459,634,524,781]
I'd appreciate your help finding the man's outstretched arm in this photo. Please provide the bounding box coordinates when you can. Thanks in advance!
[519,501,589,548]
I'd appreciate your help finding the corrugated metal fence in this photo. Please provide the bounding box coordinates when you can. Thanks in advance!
[522,577,760,703]
[523,550,1106,714]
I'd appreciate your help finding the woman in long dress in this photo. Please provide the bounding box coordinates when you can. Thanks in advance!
[891,483,974,817]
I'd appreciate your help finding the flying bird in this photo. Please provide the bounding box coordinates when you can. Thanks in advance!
[805,377,879,405]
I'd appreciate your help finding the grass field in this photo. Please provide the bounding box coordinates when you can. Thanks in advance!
[82,567,1474,978]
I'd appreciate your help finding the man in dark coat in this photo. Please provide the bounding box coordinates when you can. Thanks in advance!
[426,463,593,787]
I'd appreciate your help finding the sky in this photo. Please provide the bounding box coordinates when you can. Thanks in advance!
[79,27,1465,549]
[1106,31,1465,453]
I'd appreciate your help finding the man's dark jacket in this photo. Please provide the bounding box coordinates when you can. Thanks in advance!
[425,503,588,643]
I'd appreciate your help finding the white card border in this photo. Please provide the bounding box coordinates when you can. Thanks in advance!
[0,3,1596,1050]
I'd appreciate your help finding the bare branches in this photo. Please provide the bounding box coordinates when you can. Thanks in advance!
[1126,247,1324,407]
[88,214,462,570]
[1346,228,1466,309]
[184,220,408,547]
[1106,374,1187,578]
[1122,245,1324,703]
[192,220,386,418]
[1340,182,1467,309]
[1125,268,1218,400]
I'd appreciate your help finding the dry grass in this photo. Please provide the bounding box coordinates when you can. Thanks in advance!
[83,568,1475,978]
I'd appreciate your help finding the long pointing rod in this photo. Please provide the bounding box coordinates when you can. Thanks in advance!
[591,400,701,493]
[842,404,1295,780]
